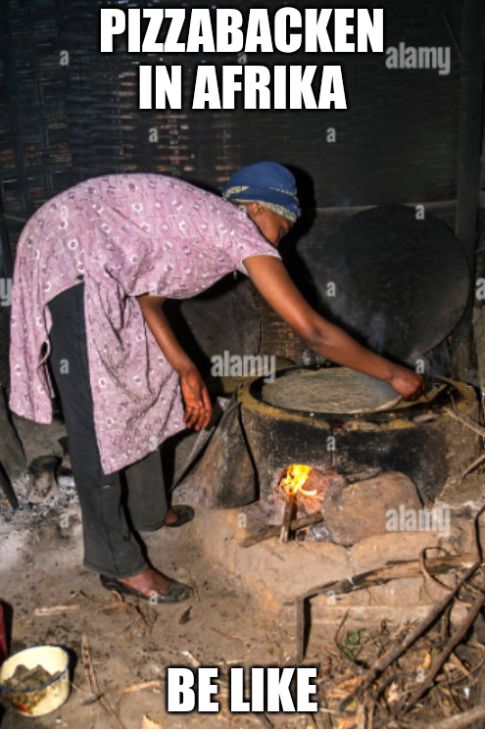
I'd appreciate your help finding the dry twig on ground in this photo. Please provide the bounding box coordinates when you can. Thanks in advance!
[81,633,126,728]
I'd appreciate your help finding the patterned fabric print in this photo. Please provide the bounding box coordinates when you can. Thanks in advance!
[9,173,281,473]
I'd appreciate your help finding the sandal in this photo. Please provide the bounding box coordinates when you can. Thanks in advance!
[99,574,193,603]
[162,505,195,528]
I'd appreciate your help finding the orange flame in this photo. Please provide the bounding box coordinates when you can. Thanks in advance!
[277,464,317,499]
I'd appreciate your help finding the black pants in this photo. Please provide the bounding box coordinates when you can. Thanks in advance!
[47,282,169,578]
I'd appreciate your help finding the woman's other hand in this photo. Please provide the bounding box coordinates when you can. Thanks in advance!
[388,366,424,399]
[137,294,212,428]
[180,366,212,430]
[244,257,428,399]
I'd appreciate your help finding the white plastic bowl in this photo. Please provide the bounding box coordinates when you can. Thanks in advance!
[0,645,70,717]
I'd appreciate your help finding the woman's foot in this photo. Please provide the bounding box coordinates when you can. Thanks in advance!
[120,567,173,595]
[162,505,195,528]
[100,567,193,603]
[164,508,181,526]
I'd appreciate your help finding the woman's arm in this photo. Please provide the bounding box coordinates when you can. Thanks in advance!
[137,294,212,429]
[243,255,423,398]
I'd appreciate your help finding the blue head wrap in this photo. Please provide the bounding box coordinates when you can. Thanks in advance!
[222,161,301,223]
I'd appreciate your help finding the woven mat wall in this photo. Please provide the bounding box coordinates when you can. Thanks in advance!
[0,0,464,386]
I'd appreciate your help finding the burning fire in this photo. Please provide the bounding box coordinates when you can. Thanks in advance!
[278,464,317,499]
[276,463,344,518]
[276,464,344,541]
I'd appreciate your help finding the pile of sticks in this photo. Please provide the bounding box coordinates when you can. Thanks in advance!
[295,508,485,728]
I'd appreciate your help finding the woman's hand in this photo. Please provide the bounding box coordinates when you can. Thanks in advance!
[137,294,212,428]
[388,366,424,399]
[180,366,212,430]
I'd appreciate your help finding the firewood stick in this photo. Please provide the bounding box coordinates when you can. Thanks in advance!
[280,494,296,542]
[444,406,485,439]
[422,703,485,728]
[241,511,325,548]
[302,554,478,602]
[33,604,81,616]
[462,450,485,478]
[121,680,162,695]
[295,511,325,530]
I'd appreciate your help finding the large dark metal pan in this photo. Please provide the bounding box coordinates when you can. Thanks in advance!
[313,206,470,363]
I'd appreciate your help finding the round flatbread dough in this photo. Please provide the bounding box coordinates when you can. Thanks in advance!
[262,367,408,414]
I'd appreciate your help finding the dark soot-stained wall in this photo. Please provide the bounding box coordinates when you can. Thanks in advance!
[0,0,470,381]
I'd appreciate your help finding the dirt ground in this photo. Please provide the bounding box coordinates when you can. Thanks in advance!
[1,507,311,730]
[0,417,309,729]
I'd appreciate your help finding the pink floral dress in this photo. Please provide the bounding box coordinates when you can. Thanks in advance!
[9,173,281,473]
